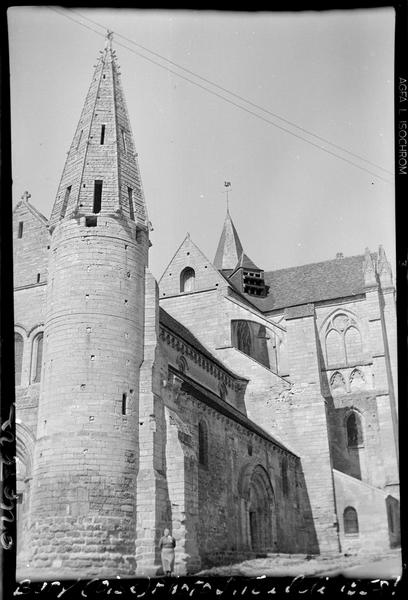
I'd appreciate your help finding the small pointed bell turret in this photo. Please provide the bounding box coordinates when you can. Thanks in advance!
[213,209,244,270]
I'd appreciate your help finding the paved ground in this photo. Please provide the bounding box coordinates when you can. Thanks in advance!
[320,554,403,579]
[16,549,402,581]
[197,548,403,579]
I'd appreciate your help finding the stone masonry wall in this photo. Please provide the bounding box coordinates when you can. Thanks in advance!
[13,201,49,289]
[316,297,398,493]
[261,307,341,555]
[333,469,394,553]
[135,271,171,576]
[13,202,49,568]
[27,215,148,578]
[159,235,229,298]
[160,325,246,413]
[325,393,386,488]
[163,385,309,571]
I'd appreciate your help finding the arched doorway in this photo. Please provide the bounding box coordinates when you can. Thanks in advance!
[238,464,276,553]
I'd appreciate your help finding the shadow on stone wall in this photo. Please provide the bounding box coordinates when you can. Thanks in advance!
[316,334,363,481]
[385,494,401,548]
[291,461,320,555]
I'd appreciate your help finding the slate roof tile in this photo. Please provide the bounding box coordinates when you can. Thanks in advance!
[223,254,372,312]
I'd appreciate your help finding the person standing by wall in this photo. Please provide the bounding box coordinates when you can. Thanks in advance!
[159,528,176,576]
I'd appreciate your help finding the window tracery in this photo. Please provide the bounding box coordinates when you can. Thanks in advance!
[324,312,363,367]
[330,371,346,394]
[349,368,365,391]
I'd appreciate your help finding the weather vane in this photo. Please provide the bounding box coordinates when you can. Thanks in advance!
[105,29,114,49]
[223,181,231,212]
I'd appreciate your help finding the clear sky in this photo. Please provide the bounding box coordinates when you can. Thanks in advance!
[7,6,395,281]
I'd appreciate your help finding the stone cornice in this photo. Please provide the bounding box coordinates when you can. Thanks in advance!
[160,324,246,392]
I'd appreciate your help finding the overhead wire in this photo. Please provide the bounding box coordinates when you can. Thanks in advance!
[48,6,393,184]
[72,7,394,178]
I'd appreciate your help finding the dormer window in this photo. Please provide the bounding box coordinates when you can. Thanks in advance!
[242,270,268,297]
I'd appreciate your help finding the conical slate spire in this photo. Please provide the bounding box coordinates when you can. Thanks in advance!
[49,32,148,228]
[235,251,260,272]
[213,210,244,270]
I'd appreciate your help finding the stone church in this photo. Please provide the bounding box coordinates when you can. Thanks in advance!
[13,34,399,578]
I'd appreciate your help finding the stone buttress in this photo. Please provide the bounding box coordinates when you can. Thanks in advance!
[28,34,150,577]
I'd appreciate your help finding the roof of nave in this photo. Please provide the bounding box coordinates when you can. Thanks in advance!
[223,253,373,313]
[259,253,374,311]
[159,304,298,456]
[159,307,247,382]
[180,375,299,457]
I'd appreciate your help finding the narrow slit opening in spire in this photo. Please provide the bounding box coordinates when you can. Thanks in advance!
[61,186,72,219]
[77,129,83,150]
[100,125,106,145]
[93,180,103,214]
[128,187,134,220]
[121,128,127,152]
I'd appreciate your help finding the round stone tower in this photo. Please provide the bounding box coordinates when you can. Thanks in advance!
[28,33,150,577]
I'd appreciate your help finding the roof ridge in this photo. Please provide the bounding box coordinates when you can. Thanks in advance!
[264,253,366,276]
[14,198,49,226]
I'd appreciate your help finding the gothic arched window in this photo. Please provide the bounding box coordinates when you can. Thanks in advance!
[343,506,359,535]
[15,333,24,386]
[345,326,363,364]
[32,333,44,383]
[346,411,363,448]
[324,312,363,367]
[198,420,208,467]
[326,330,345,366]
[180,267,195,293]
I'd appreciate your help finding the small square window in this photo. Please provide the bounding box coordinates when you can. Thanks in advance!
[85,216,98,227]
